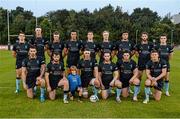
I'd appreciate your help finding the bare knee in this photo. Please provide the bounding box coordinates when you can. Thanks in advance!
[145,79,151,86]
[94,79,100,88]
[115,80,122,88]
[133,78,140,85]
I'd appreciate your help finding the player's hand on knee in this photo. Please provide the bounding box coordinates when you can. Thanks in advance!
[47,86,51,92]
[129,79,133,84]
[101,85,105,90]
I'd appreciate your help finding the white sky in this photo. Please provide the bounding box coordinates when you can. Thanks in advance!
[0,0,179,17]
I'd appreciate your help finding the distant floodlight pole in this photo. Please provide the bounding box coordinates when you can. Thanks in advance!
[171,29,174,46]
[135,30,138,44]
[36,16,38,27]
[7,9,10,50]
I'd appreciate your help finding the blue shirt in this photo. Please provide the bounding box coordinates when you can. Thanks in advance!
[68,74,81,91]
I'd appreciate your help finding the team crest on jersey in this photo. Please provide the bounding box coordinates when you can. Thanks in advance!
[110,66,113,70]
[130,64,132,68]
[59,65,62,70]
[51,66,55,70]
[159,64,161,67]
[90,62,92,67]
[36,60,39,64]
[76,43,79,47]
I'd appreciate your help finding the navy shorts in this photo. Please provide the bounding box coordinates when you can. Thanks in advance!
[16,60,23,69]
[120,78,130,88]
[26,75,37,89]
[102,78,112,90]
[49,78,61,91]
[154,79,163,91]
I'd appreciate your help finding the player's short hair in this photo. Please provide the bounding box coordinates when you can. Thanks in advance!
[102,30,109,35]
[53,31,59,35]
[150,50,159,54]
[71,30,77,33]
[160,33,167,38]
[70,65,77,72]
[141,32,148,36]
[123,50,130,55]
[122,30,129,35]
[35,26,42,29]
[19,31,25,35]
[103,49,111,55]
[29,45,37,50]
[88,31,93,34]
[52,51,60,56]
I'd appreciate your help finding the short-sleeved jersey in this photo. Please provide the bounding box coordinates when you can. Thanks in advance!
[22,57,45,77]
[116,59,137,80]
[115,40,135,59]
[48,41,64,57]
[99,41,115,53]
[98,62,118,81]
[64,40,82,54]
[68,74,82,90]
[12,41,29,60]
[46,62,65,80]
[77,59,98,79]
[135,42,153,63]
[82,40,98,59]
[29,37,48,58]
[155,44,173,61]
[146,59,167,78]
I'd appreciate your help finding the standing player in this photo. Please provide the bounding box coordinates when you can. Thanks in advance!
[116,51,140,101]
[45,52,69,103]
[77,49,100,100]
[115,31,135,61]
[64,30,82,69]
[143,50,167,104]
[135,32,153,81]
[47,31,65,62]
[98,50,122,102]
[68,66,83,102]
[21,46,46,102]
[29,26,48,61]
[98,31,115,63]
[155,34,173,96]
[82,31,98,60]
[12,32,29,93]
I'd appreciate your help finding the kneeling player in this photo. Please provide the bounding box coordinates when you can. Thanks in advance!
[45,52,69,103]
[98,50,122,102]
[116,51,140,101]
[22,46,46,102]
[68,66,83,102]
[77,49,100,100]
[143,50,167,104]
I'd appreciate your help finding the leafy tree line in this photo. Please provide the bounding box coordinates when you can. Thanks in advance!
[0,5,179,45]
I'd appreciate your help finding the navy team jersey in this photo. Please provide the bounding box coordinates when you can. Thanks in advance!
[48,41,64,58]
[146,59,167,78]
[135,42,153,66]
[115,40,135,60]
[22,57,45,77]
[98,62,118,83]
[155,44,173,61]
[12,41,29,61]
[46,62,65,80]
[116,59,137,80]
[64,40,83,67]
[82,40,98,59]
[29,37,48,59]
[77,59,98,79]
[98,41,115,63]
